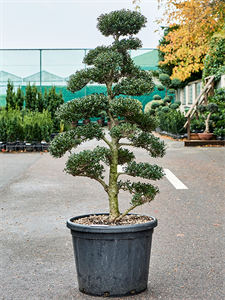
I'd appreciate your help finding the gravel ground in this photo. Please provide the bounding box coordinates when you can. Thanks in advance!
[0,134,224,300]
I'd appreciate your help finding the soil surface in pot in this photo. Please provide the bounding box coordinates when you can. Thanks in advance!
[72,214,153,226]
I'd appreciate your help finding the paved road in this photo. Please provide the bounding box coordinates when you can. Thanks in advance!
[0,135,224,300]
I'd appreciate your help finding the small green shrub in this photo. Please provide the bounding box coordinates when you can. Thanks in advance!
[156,85,164,91]
[153,94,162,100]
[170,104,179,110]
[151,102,160,109]
[168,88,175,94]
[190,118,205,132]
[161,106,169,113]
[158,109,186,134]
[163,96,171,103]
[0,108,53,143]
[175,100,181,106]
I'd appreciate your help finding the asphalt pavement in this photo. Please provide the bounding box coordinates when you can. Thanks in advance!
[0,133,224,300]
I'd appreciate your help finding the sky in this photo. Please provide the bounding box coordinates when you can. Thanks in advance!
[0,0,165,50]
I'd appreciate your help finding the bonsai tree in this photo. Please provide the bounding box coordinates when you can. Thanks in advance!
[50,9,166,222]
[157,74,181,100]
[197,103,218,133]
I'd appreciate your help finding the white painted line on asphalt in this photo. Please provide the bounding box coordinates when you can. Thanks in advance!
[164,169,188,190]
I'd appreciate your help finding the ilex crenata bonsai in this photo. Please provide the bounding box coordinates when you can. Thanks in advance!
[50,9,166,221]
[197,103,218,133]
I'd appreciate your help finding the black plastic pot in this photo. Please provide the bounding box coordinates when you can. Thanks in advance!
[34,144,43,151]
[67,213,157,297]
[6,142,17,152]
[25,143,34,152]
[15,142,25,151]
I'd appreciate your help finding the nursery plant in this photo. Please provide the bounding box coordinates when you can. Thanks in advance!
[50,9,166,222]
[157,104,186,135]
[0,107,53,144]
[157,73,181,96]
[197,103,218,133]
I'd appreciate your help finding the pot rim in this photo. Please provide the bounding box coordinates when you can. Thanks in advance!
[67,213,157,233]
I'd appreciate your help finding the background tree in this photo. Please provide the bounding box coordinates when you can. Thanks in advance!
[15,86,24,110]
[203,28,225,81]
[25,83,44,111]
[6,80,16,110]
[25,83,35,111]
[156,0,225,81]
[45,86,64,132]
[50,9,166,221]
[157,25,179,76]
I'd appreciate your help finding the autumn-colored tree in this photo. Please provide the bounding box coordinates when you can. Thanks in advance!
[157,25,180,76]
[156,0,225,81]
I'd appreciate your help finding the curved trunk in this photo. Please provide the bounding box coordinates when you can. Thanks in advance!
[204,112,212,133]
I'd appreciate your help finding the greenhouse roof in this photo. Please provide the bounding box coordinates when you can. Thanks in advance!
[23,70,64,82]
[132,50,159,70]
[0,70,22,83]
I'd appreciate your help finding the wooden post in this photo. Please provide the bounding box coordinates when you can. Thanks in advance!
[204,92,208,105]
[187,116,191,140]
[211,79,214,97]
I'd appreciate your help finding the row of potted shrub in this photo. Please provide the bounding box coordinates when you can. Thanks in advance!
[0,140,51,152]
[0,107,54,151]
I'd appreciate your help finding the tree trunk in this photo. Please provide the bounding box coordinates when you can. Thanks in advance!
[204,113,211,133]
[108,137,120,220]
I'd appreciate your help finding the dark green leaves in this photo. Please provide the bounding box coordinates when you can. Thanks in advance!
[207,103,218,113]
[124,162,165,180]
[110,97,142,117]
[49,123,105,158]
[118,180,160,205]
[49,130,82,158]
[126,111,159,132]
[113,70,155,96]
[65,148,106,179]
[113,76,154,96]
[56,94,109,122]
[67,69,92,93]
[112,37,142,51]
[109,123,138,139]
[128,131,166,158]
[118,148,135,165]
[197,104,207,114]
[97,9,147,39]
[83,46,110,65]
[93,50,123,76]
